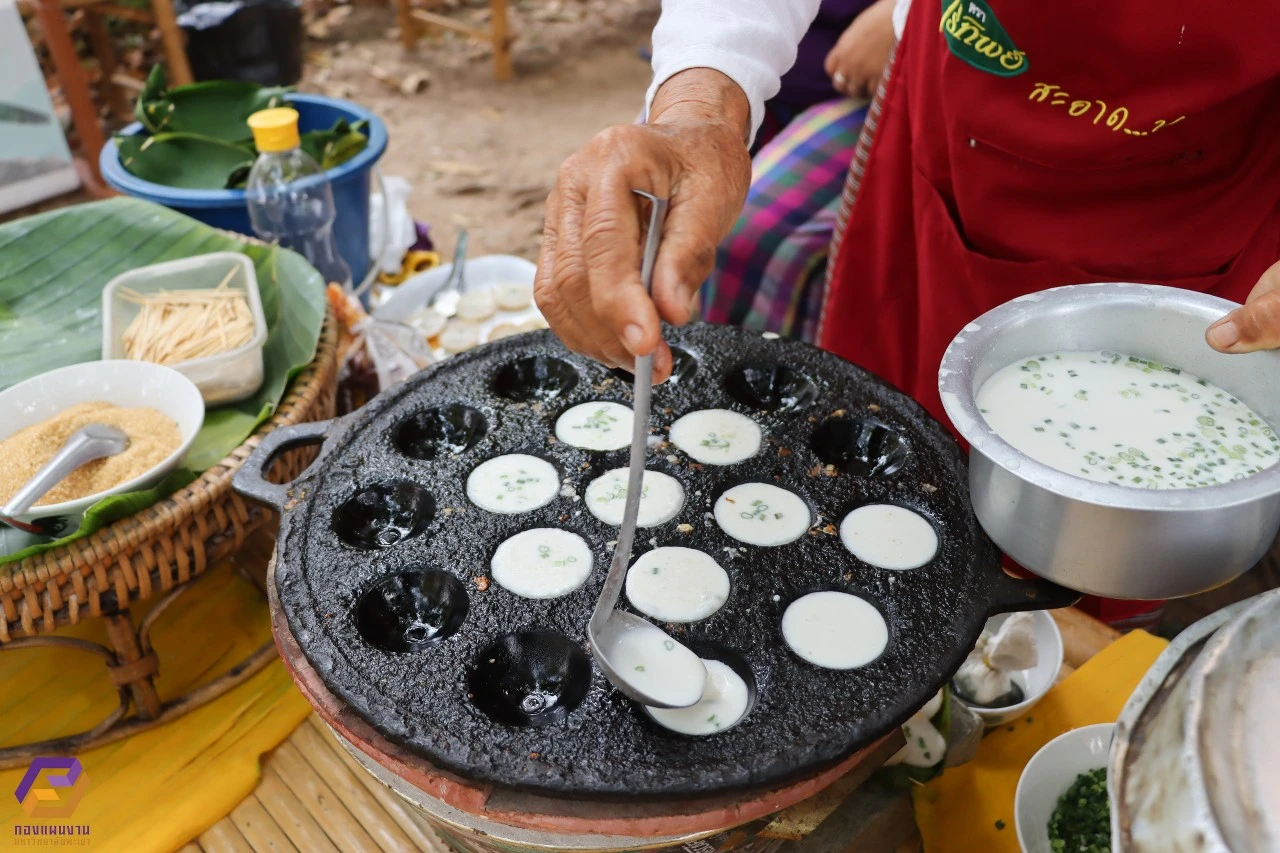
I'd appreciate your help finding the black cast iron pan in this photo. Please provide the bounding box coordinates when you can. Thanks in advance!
[234,324,1077,800]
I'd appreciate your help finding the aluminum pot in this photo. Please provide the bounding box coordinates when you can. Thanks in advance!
[1109,589,1280,852]
[939,283,1280,600]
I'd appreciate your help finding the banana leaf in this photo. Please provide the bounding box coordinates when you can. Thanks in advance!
[877,689,953,789]
[116,133,257,189]
[0,197,327,568]
[300,119,371,170]
[135,65,291,142]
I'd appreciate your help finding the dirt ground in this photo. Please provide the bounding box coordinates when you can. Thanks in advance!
[8,0,659,259]
[302,0,660,262]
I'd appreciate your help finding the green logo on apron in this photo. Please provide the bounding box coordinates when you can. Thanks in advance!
[940,0,1028,76]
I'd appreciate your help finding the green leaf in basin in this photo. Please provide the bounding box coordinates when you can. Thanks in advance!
[0,197,326,569]
[300,118,370,170]
[135,65,292,143]
[116,132,256,190]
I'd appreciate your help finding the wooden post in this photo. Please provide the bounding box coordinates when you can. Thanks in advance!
[33,0,106,182]
[104,610,163,720]
[397,0,417,50]
[148,0,194,84]
[83,10,131,119]
[490,0,512,81]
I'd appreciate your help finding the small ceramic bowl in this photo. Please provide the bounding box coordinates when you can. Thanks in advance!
[0,360,204,555]
[953,609,1064,727]
[1015,723,1116,853]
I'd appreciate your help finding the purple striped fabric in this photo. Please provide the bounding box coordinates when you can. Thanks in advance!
[702,98,868,342]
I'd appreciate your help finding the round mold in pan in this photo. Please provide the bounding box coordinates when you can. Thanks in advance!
[261,324,1070,801]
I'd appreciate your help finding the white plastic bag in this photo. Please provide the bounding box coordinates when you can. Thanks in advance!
[334,288,434,392]
[369,175,417,275]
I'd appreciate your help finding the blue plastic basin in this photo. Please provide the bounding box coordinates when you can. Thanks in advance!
[100,93,388,282]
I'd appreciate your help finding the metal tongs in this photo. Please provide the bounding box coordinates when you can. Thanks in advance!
[586,191,707,709]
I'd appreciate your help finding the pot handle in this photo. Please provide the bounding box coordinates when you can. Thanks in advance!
[984,570,1081,616]
[233,419,334,510]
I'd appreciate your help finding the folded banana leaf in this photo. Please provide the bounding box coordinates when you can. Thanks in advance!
[301,118,371,170]
[115,133,256,190]
[135,65,291,142]
[0,197,327,568]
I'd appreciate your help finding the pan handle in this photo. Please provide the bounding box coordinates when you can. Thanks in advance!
[233,419,334,510]
[984,569,1081,616]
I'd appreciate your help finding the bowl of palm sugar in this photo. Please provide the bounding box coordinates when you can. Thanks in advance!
[0,360,203,550]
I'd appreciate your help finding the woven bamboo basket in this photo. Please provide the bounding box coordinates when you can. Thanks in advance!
[0,306,339,642]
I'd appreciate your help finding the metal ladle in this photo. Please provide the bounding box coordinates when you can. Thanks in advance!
[586,191,708,710]
[0,424,129,534]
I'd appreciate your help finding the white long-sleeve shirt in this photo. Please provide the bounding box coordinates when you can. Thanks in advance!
[645,0,912,143]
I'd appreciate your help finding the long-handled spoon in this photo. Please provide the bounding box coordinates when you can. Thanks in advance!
[426,230,470,318]
[0,424,129,533]
[586,191,707,710]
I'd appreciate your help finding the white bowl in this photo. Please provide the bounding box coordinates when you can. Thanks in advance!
[1016,723,1115,853]
[375,254,537,320]
[0,360,204,553]
[955,610,1064,728]
[102,252,267,405]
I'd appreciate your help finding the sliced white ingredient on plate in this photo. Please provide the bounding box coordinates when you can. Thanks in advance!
[782,591,888,669]
[494,282,534,311]
[407,306,447,339]
[487,322,523,342]
[440,320,481,353]
[466,454,560,514]
[713,483,810,546]
[585,468,685,528]
[839,504,938,570]
[555,402,635,451]
[647,659,750,736]
[626,547,730,622]
[491,528,593,599]
[518,317,548,333]
[668,409,763,465]
[455,290,497,321]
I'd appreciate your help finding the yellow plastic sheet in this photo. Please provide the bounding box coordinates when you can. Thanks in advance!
[914,629,1167,852]
[0,562,311,852]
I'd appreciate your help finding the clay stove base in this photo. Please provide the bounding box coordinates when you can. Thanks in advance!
[269,556,902,842]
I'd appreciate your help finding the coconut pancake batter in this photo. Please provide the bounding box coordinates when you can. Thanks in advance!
[534,0,1280,626]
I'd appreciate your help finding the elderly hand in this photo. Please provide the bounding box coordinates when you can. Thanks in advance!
[534,68,752,381]
[824,0,897,99]
[1206,260,1280,353]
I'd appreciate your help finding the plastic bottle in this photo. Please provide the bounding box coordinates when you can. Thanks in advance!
[245,107,352,287]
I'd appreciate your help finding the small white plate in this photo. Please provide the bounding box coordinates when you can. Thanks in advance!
[373,255,543,359]
[1015,723,1115,853]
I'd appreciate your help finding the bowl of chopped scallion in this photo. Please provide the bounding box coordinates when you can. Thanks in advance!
[1015,723,1115,852]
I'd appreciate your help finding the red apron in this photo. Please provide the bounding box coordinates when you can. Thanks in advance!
[818,0,1280,622]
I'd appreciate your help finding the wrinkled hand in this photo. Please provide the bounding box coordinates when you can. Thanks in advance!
[535,69,752,381]
[1206,261,1280,353]
[824,0,897,99]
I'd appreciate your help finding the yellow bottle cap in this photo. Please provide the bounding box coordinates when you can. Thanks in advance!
[247,107,301,153]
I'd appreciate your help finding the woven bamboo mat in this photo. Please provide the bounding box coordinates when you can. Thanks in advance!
[187,715,450,853]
